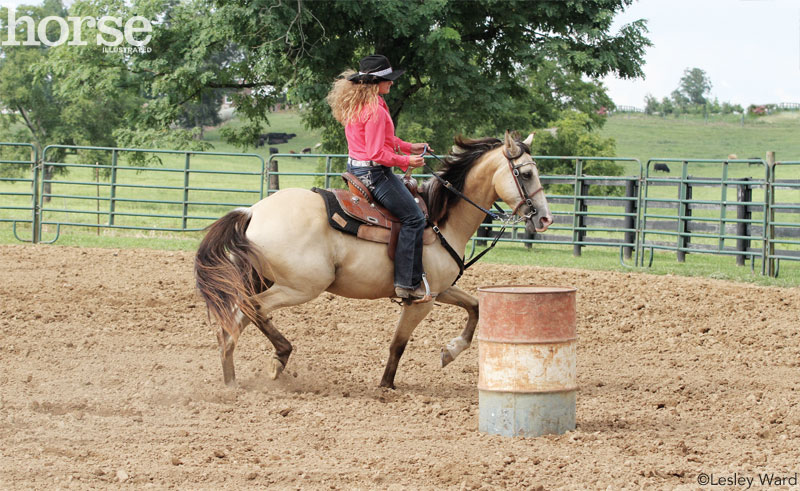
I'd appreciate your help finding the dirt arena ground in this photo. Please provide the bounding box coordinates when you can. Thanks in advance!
[1,244,799,490]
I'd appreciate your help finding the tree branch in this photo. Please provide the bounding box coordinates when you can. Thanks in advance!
[15,105,44,154]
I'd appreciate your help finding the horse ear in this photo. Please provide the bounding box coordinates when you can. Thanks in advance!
[523,133,534,147]
[503,130,516,152]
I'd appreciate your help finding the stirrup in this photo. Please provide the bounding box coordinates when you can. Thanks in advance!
[410,273,432,304]
[394,273,433,304]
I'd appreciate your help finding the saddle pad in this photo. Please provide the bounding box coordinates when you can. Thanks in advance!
[313,187,363,235]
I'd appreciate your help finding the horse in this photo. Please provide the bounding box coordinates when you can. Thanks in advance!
[194,131,553,389]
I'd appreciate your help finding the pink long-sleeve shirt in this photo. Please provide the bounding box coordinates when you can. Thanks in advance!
[345,97,412,171]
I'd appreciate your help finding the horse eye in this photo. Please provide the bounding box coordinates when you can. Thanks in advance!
[521,171,533,180]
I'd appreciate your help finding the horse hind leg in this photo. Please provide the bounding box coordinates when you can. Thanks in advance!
[217,309,251,386]
[247,284,325,380]
[253,317,292,380]
[435,285,479,368]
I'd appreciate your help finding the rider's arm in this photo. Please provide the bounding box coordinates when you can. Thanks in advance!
[363,109,410,171]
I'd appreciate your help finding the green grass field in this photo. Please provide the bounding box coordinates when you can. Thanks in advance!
[2,110,799,287]
[602,111,800,167]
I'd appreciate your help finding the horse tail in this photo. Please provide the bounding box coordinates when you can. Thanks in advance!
[194,207,266,337]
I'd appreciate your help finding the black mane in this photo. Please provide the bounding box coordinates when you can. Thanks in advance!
[423,136,528,225]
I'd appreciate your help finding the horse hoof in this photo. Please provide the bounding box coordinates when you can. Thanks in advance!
[267,357,285,380]
[441,349,455,368]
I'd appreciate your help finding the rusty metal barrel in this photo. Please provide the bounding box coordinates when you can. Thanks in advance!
[477,286,577,437]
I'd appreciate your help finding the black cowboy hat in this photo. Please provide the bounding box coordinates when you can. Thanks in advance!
[347,54,405,84]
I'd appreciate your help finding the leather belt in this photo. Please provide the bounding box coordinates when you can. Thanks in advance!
[348,158,378,167]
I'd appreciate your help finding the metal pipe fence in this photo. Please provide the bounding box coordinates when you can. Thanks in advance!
[2,146,799,277]
[639,158,771,273]
[0,143,38,242]
[33,145,264,242]
[767,161,800,276]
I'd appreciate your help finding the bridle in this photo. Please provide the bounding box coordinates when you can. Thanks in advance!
[503,148,545,220]
[423,144,544,224]
[420,143,547,284]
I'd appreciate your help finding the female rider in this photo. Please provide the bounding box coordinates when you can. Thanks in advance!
[326,54,432,302]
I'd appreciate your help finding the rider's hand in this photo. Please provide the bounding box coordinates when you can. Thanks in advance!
[410,143,433,155]
[408,155,425,168]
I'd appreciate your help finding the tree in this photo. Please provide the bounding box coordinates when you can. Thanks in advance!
[678,67,712,106]
[177,90,225,140]
[286,0,650,154]
[670,89,690,114]
[660,96,674,116]
[0,0,211,186]
[46,0,649,154]
[644,94,660,115]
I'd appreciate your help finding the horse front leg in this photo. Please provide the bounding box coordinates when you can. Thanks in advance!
[434,285,479,368]
[380,301,435,389]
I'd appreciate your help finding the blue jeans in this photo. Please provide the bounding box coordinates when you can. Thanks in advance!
[347,165,426,289]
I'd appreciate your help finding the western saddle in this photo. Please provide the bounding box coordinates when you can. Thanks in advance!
[329,172,435,260]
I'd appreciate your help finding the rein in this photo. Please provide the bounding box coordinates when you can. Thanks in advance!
[421,146,543,284]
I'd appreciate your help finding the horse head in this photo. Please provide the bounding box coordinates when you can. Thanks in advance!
[493,131,553,233]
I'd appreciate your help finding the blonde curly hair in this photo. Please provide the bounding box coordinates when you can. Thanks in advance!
[326,70,381,125]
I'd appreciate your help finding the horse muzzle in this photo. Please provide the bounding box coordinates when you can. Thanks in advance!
[527,214,553,233]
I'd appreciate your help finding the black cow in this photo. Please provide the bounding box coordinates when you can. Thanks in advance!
[269,147,279,154]
[256,132,298,146]
[748,157,762,167]
[654,163,670,172]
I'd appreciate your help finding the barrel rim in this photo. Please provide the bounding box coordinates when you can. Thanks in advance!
[477,385,579,393]
[477,285,577,294]
[477,335,578,344]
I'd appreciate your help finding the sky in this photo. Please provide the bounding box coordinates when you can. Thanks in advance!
[602,0,800,108]
[1,0,798,109]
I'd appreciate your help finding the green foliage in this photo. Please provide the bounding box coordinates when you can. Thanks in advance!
[532,111,620,196]
[644,94,659,115]
[679,67,712,105]
[211,0,649,152]
[0,0,211,182]
[533,112,617,163]
[643,67,743,118]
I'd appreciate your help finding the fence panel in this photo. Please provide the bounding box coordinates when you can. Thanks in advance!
[638,158,770,271]
[472,157,642,263]
[2,144,798,279]
[0,143,38,242]
[767,161,800,277]
[37,145,264,242]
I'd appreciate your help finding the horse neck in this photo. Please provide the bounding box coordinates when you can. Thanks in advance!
[439,150,502,249]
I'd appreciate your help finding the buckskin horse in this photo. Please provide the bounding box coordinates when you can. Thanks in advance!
[194,131,552,389]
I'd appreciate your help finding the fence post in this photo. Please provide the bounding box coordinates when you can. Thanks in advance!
[268,157,280,195]
[677,167,692,263]
[623,179,638,259]
[524,225,536,250]
[736,177,752,266]
[109,149,118,226]
[766,151,776,276]
[324,156,332,189]
[572,161,587,257]
[182,152,191,230]
[31,147,40,244]
[476,214,492,247]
